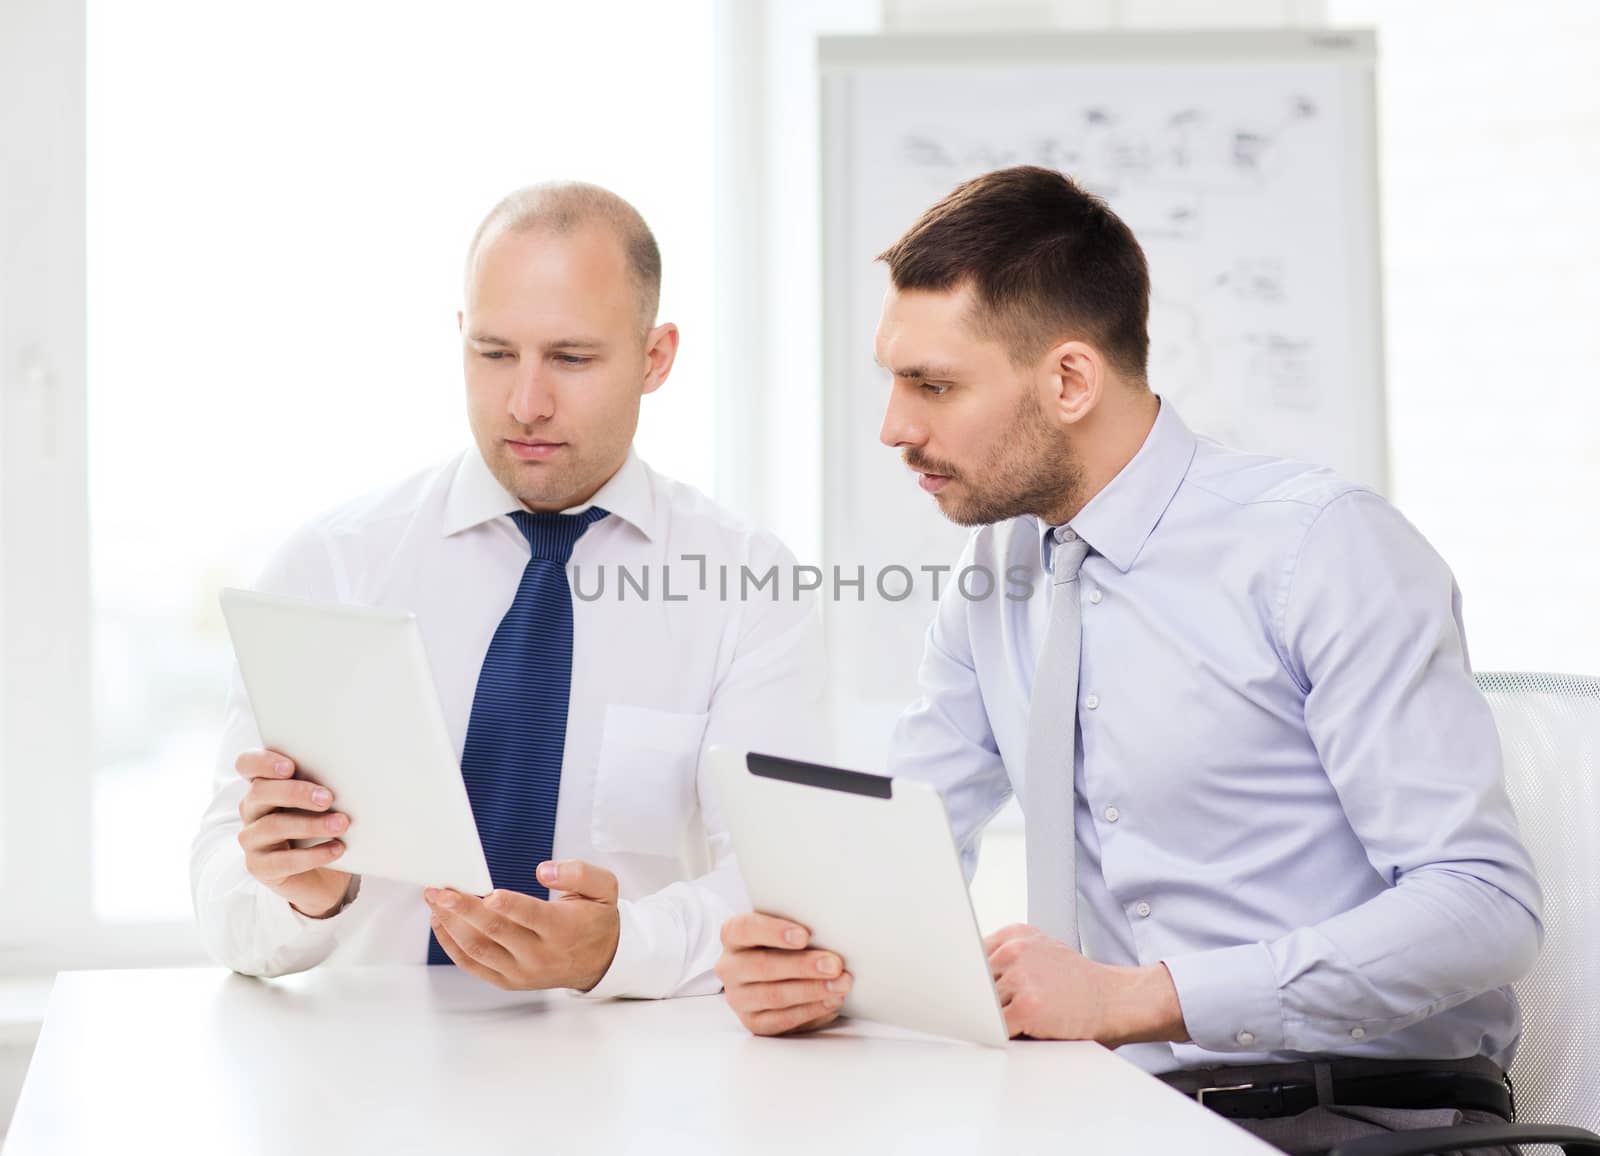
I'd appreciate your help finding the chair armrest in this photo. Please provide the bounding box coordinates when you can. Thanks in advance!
[1327,1122,1600,1156]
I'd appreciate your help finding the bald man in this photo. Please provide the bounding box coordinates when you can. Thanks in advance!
[191,182,825,997]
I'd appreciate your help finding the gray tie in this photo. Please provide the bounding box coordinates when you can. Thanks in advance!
[1025,527,1091,947]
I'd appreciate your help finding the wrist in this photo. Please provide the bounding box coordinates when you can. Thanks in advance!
[289,874,358,920]
[1099,963,1191,1048]
[574,914,622,993]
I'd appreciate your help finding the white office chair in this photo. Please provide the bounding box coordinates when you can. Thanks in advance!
[1330,672,1600,1155]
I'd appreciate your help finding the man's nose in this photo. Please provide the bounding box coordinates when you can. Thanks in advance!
[879,387,925,449]
[509,367,556,425]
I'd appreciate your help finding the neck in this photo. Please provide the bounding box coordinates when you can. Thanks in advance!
[1040,389,1160,526]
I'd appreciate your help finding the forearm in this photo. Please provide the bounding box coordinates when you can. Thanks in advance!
[1276,867,1539,1045]
[1162,867,1540,1055]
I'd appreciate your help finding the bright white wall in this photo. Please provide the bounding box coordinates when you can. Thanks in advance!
[1330,0,1600,676]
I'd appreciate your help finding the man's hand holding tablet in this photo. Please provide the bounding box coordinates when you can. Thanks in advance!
[716,913,853,1036]
[234,747,355,919]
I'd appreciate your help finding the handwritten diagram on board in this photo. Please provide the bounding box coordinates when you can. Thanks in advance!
[821,41,1384,765]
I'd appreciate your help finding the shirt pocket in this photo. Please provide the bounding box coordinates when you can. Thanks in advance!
[590,703,710,858]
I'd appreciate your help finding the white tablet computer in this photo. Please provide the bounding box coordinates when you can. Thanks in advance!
[220,588,493,896]
[709,746,1007,1047]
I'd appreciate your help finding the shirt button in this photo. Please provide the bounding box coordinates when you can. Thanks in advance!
[1350,1027,1366,1040]
[1088,589,1103,604]
[1084,694,1100,710]
[1236,1030,1256,1047]
[1134,901,1151,918]
[1104,806,1120,823]
[1056,527,1077,543]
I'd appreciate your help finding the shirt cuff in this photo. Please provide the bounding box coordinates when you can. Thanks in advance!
[245,875,358,973]
[1162,942,1285,1053]
[576,899,680,1001]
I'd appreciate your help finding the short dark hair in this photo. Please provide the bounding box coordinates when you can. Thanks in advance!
[877,166,1150,381]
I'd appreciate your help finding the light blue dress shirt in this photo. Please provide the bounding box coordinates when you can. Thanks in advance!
[888,398,1543,1074]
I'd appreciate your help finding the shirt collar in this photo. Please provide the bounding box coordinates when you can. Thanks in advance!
[1039,397,1197,574]
[441,445,659,542]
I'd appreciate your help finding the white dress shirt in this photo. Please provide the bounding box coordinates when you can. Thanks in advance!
[890,399,1541,1073]
[192,447,827,998]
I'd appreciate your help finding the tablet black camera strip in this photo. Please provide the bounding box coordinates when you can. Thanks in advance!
[744,752,894,799]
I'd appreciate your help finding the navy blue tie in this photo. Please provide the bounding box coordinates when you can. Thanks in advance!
[428,505,609,966]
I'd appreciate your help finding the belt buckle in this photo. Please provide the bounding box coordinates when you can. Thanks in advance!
[1195,1082,1254,1107]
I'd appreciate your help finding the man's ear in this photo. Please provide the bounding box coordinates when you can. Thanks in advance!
[1044,339,1104,427]
[642,322,680,396]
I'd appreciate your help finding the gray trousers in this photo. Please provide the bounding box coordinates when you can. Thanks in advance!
[1159,1056,1518,1156]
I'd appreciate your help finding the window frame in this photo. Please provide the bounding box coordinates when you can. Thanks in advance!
[0,0,196,974]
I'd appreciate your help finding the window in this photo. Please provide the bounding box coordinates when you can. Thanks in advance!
[83,0,716,932]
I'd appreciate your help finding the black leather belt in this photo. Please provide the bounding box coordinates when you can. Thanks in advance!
[1188,1071,1512,1121]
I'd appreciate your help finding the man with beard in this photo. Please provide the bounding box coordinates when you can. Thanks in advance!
[715,166,1539,1155]
[193,181,824,997]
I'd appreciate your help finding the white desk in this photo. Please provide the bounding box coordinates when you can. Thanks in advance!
[5,967,1274,1155]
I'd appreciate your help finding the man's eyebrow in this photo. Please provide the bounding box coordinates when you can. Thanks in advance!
[466,335,609,352]
[873,352,958,380]
[890,362,959,380]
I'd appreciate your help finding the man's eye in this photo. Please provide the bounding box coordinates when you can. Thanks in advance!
[555,355,593,366]
[479,350,510,361]
[921,382,950,396]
